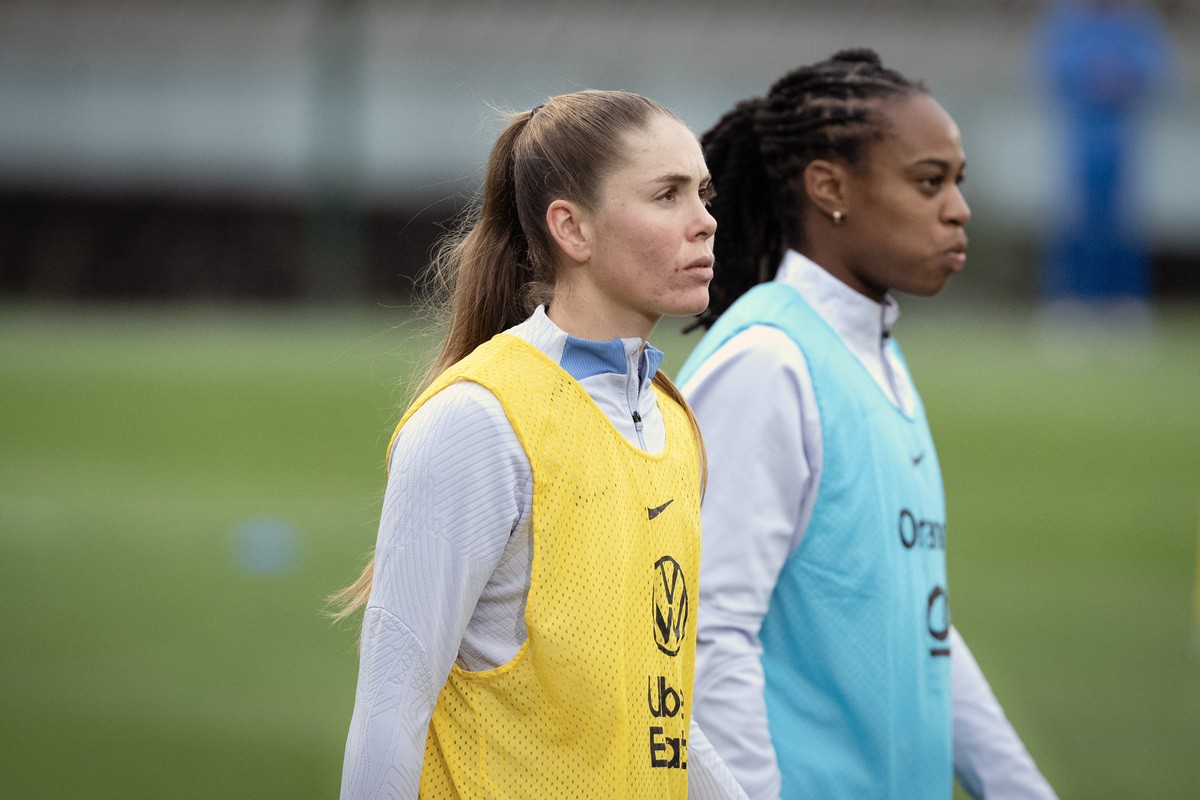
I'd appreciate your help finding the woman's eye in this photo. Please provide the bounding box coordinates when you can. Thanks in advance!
[920,176,944,191]
[659,189,676,202]
[701,185,717,207]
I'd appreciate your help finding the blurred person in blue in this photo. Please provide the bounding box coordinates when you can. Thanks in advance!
[1035,0,1171,324]
[676,50,1058,800]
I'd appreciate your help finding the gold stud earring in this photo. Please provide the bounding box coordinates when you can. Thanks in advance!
[832,210,844,225]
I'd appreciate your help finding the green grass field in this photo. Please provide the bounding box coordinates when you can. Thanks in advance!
[2,301,1198,798]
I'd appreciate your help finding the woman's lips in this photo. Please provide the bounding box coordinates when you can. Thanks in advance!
[685,256,715,278]
[945,237,967,271]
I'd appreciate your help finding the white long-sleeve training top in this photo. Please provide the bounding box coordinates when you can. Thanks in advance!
[681,250,1057,800]
[340,306,748,800]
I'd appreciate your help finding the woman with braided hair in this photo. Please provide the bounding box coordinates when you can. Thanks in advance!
[676,51,1057,799]
[335,90,747,799]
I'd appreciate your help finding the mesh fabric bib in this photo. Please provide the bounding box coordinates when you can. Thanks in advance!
[394,334,700,799]
[677,283,951,799]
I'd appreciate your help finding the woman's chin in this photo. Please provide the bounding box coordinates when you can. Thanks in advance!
[658,289,710,319]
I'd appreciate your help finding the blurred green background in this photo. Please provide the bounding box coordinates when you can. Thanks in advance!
[1,301,1198,798]
[3,2,1199,797]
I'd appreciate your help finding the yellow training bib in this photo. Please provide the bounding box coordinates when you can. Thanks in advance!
[393,334,700,799]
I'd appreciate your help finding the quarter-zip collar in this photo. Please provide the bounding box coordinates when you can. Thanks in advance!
[506,305,666,452]
[775,250,914,414]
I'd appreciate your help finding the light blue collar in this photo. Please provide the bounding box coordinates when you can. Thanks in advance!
[559,335,664,384]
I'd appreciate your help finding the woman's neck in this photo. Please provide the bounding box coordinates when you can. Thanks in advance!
[545,292,656,344]
[797,244,887,304]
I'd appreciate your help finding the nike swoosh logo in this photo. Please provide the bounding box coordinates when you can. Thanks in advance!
[912,453,925,466]
[647,499,674,520]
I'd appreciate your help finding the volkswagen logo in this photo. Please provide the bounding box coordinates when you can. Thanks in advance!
[652,555,688,656]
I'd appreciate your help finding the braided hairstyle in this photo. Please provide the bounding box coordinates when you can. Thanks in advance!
[694,49,926,329]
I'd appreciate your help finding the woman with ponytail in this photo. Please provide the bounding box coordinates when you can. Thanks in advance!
[335,90,746,800]
[675,52,1057,799]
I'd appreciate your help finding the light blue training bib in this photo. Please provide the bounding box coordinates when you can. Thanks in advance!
[678,282,952,800]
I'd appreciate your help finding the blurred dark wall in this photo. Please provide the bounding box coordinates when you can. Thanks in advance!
[0,189,460,302]
[1,188,1196,302]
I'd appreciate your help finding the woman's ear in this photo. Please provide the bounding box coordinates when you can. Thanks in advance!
[803,159,849,218]
[546,199,591,264]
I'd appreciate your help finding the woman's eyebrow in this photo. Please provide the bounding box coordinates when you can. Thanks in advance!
[910,158,965,171]
[650,171,712,185]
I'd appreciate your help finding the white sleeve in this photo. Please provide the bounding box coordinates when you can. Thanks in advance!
[687,718,750,800]
[682,326,820,800]
[340,382,528,800]
[951,626,1058,799]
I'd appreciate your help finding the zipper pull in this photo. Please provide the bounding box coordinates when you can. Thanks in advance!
[632,410,643,431]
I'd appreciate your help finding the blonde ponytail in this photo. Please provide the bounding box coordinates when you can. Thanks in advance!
[652,372,707,499]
